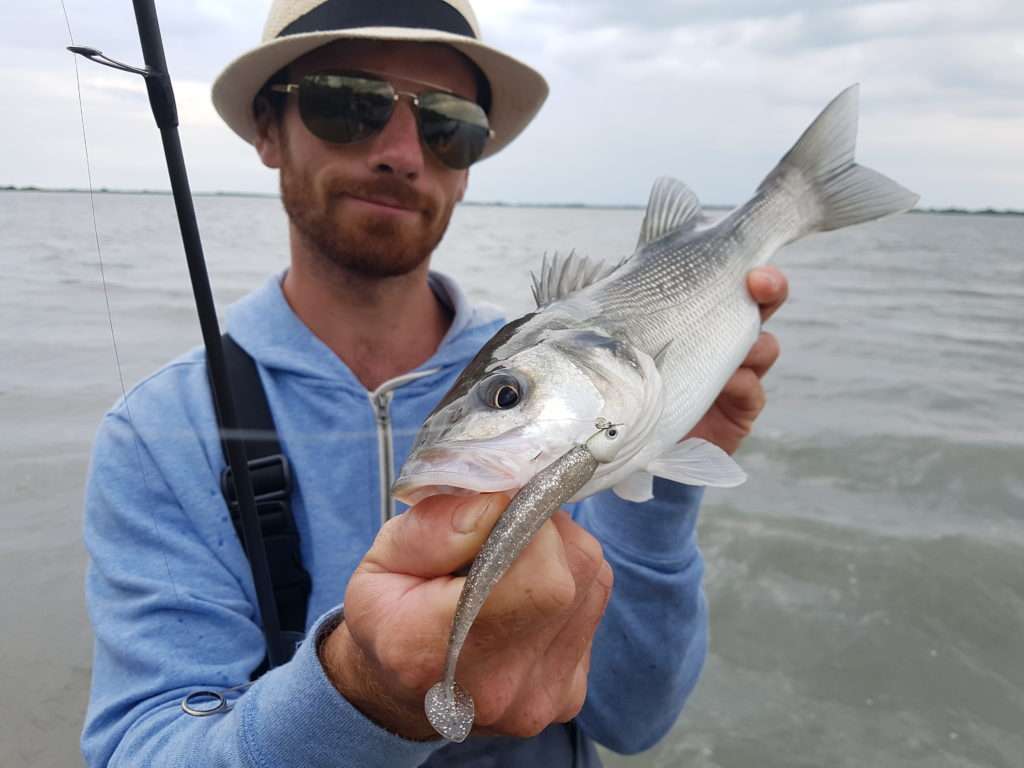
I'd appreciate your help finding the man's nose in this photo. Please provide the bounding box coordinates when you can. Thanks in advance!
[366,99,425,179]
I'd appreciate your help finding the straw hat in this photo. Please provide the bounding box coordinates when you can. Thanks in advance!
[211,0,549,161]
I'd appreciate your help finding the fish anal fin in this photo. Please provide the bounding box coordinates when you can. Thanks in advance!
[613,470,655,502]
[637,177,705,248]
[647,438,747,488]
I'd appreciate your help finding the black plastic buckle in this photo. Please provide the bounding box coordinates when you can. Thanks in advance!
[220,454,291,508]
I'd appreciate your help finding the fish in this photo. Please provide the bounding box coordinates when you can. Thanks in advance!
[394,84,918,740]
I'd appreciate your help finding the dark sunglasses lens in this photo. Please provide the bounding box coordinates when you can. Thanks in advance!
[417,92,491,169]
[298,74,394,143]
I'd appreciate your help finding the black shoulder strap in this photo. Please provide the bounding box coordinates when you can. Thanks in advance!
[212,333,312,676]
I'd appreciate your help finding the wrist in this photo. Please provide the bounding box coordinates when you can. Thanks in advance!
[319,620,437,741]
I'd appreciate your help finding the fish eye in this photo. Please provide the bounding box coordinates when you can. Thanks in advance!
[606,427,618,439]
[479,372,525,411]
[493,384,519,409]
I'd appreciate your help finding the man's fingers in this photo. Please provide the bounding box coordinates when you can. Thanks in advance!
[528,558,612,727]
[546,557,612,676]
[482,556,611,736]
[721,367,767,417]
[484,510,605,627]
[740,331,781,379]
[481,515,577,627]
[550,510,605,593]
[348,499,613,739]
[361,493,508,578]
[748,266,788,322]
[341,494,517,705]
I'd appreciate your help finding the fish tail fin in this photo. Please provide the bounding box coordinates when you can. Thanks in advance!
[757,84,919,242]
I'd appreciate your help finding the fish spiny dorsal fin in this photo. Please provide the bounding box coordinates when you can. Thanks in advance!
[530,252,547,307]
[556,249,577,299]
[529,249,623,307]
[637,176,704,248]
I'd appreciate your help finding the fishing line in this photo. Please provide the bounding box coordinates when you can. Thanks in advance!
[60,0,183,608]
[59,0,134,413]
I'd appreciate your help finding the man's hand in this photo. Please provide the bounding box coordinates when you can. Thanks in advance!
[686,266,789,455]
[321,493,613,741]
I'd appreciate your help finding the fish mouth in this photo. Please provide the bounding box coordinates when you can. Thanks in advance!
[393,442,533,506]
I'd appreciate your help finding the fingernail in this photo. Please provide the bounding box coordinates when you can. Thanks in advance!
[452,495,491,534]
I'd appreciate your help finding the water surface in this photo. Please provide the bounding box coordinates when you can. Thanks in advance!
[1,191,1021,767]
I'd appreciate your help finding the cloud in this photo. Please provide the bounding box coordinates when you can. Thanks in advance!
[5,0,1022,209]
[500,0,880,33]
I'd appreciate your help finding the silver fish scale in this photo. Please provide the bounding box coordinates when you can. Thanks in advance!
[593,185,801,326]
[578,218,766,436]
[564,187,808,438]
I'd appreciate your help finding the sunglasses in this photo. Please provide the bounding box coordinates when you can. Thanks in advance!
[271,70,493,170]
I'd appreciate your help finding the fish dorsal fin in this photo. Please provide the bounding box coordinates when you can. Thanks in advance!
[530,250,622,307]
[637,176,704,248]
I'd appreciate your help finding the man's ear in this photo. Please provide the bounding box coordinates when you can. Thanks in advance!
[455,169,469,202]
[253,97,283,170]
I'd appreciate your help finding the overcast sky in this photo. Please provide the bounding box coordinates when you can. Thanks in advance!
[3,0,1022,209]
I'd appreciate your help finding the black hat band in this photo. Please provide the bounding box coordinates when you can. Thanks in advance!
[279,0,477,40]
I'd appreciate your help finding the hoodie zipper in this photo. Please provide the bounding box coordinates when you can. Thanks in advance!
[368,369,439,527]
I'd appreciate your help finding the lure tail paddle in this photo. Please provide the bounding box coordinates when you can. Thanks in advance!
[424,680,475,743]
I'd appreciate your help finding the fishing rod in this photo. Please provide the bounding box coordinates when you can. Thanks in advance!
[69,0,289,670]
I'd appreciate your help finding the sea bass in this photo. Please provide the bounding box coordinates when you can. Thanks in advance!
[395,84,918,506]
[395,85,918,740]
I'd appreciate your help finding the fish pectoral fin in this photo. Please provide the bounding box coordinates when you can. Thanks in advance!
[653,338,678,371]
[647,438,747,488]
[613,470,655,502]
[637,176,706,248]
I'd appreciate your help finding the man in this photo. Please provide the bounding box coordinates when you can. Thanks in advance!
[81,1,787,766]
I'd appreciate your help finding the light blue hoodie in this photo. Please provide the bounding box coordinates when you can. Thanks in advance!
[81,272,708,767]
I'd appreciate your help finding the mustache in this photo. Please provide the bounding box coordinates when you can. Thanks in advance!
[326,176,435,214]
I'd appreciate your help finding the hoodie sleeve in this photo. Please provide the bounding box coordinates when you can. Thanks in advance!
[572,481,708,755]
[81,410,441,768]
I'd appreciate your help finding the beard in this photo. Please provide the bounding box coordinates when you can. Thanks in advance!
[279,151,457,280]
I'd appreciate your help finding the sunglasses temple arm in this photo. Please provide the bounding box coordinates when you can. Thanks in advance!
[70,0,291,671]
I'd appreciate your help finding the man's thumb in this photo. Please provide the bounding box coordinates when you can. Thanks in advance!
[361,493,508,578]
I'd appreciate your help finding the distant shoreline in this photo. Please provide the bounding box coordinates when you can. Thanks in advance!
[3,185,1021,216]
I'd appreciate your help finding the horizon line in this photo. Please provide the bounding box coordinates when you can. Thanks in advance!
[2,185,1022,216]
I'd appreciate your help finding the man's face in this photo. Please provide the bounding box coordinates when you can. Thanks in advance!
[256,40,477,279]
